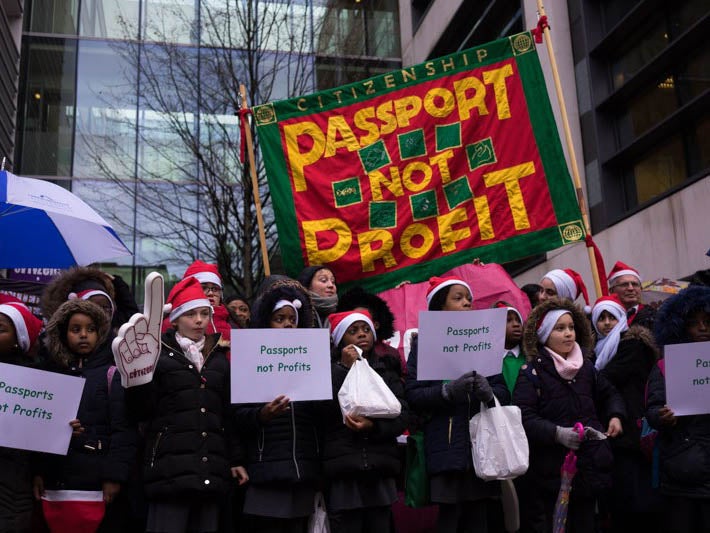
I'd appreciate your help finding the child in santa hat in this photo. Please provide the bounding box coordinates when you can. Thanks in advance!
[319,307,407,532]
[34,298,137,532]
[591,295,661,532]
[513,297,624,532]
[161,260,232,345]
[234,278,322,531]
[125,276,247,533]
[405,277,508,532]
[0,298,43,531]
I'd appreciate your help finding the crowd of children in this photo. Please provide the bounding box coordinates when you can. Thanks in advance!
[0,258,709,533]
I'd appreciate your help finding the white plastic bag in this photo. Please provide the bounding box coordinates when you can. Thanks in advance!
[337,357,401,421]
[469,396,529,481]
[307,492,330,533]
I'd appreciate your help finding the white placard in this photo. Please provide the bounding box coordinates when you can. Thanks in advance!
[230,328,333,403]
[417,308,507,380]
[0,363,85,454]
[664,341,710,416]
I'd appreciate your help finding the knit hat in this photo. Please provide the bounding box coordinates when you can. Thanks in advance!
[492,300,523,324]
[273,299,302,324]
[184,260,222,287]
[329,310,376,347]
[0,301,43,352]
[165,277,211,323]
[426,276,472,307]
[297,265,333,291]
[541,269,590,313]
[67,289,115,315]
[607,261,641,286]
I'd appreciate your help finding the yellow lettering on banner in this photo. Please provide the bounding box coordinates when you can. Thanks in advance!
[333,90,344,103]
[384,74,396,88]
[302,218,352,264]
[423,88,455,118]
[283,122,325,192]
[477,49,488,62]
[402,161,432,192]
[437,208,471,253]
[425,62,436,76]
[429,151,454,184]
[369,168,404,201]
[401,67,417,82]
[440,57,456,72]
[358,230,397,272]
[354,108,380,146]
[325,116,359,157]
[296,98,307,111]
[376,102,398,136]
[483,64,514,120]
[473,196,495,240]
[453,76,488,121]
[400,223,435,259]
[394,96,422,128]
[483,162,535,230]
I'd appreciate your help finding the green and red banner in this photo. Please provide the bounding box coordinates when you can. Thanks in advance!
[254,32,584,292]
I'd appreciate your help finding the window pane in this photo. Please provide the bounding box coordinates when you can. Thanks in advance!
[143,0,198,44]
[80,0,140,39]
[16,37,76,176]
[73,40,137,180]
[26,0,79,34]
[616,76,678,145]
[611,21,667,90]
[632,136,686,204]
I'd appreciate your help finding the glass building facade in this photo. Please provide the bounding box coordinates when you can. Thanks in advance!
[13,0,401,293]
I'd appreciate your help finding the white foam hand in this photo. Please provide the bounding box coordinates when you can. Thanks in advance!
[112,272,164,388]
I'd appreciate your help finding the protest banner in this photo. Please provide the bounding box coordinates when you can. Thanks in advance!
[254,31,583,293]
[417,308,507,379]
[664,341,710,416]
[0,363,85,454]
[230,328,333,403]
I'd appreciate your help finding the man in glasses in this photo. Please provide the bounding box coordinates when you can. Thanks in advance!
[607,261,654,328]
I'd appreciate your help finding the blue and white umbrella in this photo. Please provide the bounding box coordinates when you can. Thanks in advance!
[0,170,132,267]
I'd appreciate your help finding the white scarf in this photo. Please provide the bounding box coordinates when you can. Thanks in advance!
[175,333,206,372]
[592,301,628,371]
[545,343,584,380]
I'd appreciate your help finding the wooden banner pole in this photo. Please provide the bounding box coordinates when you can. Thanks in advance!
[536,1,603,299]
[240,84,271,277]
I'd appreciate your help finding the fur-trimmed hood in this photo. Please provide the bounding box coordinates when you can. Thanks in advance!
[44,300,111,368]
[41,267,115,321]
[622,324,660,360]
[654,285,710,346]
[250,278,316,329]
[523,297,593,358]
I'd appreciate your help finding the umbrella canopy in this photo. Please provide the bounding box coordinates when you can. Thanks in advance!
[641,278,689,305]
[0,171,131,267]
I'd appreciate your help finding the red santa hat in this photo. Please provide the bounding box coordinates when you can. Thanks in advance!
[607,261,641,286]
[591,295,627,331]
[329,310,377,347]
[165,277,212,323]
[426,276,472,307]
[184,260,222,287]
[541,268,590,313]
[67,289,115,315]
[0,301,43,352]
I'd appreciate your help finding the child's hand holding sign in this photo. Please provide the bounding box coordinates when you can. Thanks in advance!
[112,272,164,387]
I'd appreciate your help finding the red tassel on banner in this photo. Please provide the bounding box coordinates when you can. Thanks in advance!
[585,235,609,296]
[237,108,252,164]
[531,15,549,44]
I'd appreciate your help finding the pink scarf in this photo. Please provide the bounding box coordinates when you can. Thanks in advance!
[545,343,583,380]
[175,333,206,372]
